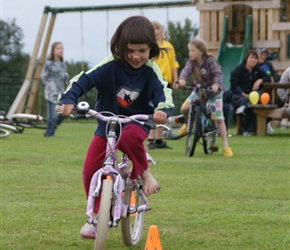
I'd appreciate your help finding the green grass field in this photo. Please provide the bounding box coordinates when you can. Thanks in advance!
[1,121,290,250]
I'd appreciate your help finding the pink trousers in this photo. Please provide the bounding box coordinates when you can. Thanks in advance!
[82,124,148,212]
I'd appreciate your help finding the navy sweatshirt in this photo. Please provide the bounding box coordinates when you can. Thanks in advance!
[60,55,174,137]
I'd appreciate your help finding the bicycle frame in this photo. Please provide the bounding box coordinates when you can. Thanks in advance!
[186,85,219,157]
[73,101,153,249]
[86,117,150,227]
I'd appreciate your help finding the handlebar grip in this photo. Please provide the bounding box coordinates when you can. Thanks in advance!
[143,114,156,129]
[72,113,87,119]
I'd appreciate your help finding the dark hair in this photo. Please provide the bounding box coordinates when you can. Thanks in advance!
[110,16,162,63]
[243,50,258,64]
[47,42,63,61]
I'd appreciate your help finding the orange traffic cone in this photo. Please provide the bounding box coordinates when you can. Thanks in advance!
[130,192,136,217]
[144,225,162,250]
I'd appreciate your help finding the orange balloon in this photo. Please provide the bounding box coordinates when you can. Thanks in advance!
[260,93,270,105]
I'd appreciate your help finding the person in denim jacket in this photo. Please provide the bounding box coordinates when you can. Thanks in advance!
[41,42,69,137]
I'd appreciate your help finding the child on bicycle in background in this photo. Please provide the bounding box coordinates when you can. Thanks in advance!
[177,39,233,157]
[59,15,174,238]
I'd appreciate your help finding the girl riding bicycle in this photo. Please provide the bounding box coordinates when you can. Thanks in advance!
[59,16,174,238]
[177,39,233,157]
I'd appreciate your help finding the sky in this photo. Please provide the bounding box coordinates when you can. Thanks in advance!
[0,0,199,66]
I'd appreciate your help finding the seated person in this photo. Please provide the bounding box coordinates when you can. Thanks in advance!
[256,48,280,82]
[230,50,271,136]
[256,47,280,133]
[277,66,290,127]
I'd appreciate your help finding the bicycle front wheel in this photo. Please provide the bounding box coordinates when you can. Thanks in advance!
[186,105,202,157]
[121,183,145,246]
[94,178,113,250]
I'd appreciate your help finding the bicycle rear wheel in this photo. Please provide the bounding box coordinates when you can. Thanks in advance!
[121,183,145,246]
[202,128,218,154]
[94,178,113,250]
[186,105,202,157]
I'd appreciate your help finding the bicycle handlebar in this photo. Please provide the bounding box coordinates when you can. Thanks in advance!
[57,102,169,130]
[186,82,221,92]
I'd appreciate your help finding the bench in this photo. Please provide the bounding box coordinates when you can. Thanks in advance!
[236,104,290,136]
[250,104,280,136]
[235,104,279,136]
[235,82,290,136]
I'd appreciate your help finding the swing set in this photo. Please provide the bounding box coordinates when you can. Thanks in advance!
[8,0,289,118]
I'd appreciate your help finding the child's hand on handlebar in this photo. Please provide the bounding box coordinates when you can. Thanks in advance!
[153,110,167,124]
[178,79,186,87]
[211,84,219,93]
[61,104,75,116]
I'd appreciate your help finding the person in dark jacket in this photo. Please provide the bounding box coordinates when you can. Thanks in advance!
[256,47,280,133]
[256,48,280,82]
[230,50,271,136]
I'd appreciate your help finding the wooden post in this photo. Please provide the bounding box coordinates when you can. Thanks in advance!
[7,12,48,118]
[24,13,57,114]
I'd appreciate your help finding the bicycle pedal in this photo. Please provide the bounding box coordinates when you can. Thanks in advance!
[154,185,161,194]
[210,145,219,152]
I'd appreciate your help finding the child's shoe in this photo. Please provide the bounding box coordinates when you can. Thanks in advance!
[155,141,172,149]
[146,140,156,150]
[80,222,96,239]
[178,123,187,135]
[223,147,233,157]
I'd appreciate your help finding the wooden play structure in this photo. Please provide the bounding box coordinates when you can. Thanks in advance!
[8,0,290,127]
[196,0,289,88]
[195,0,290,133]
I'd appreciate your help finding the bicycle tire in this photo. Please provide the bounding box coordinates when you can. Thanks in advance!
[121,183,145,246]
[0,128,10,138]
[94,178,113,250]
[186,105,194,156]
[186,105,202,157]
[162,125,186,140]
[11,113,44,121]
[163,115,186,140]
[10,114,46,129]
[202,128,218,154]
[0,123,22,133]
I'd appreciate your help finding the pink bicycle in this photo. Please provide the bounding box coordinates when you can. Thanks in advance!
[72,101,162,250]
